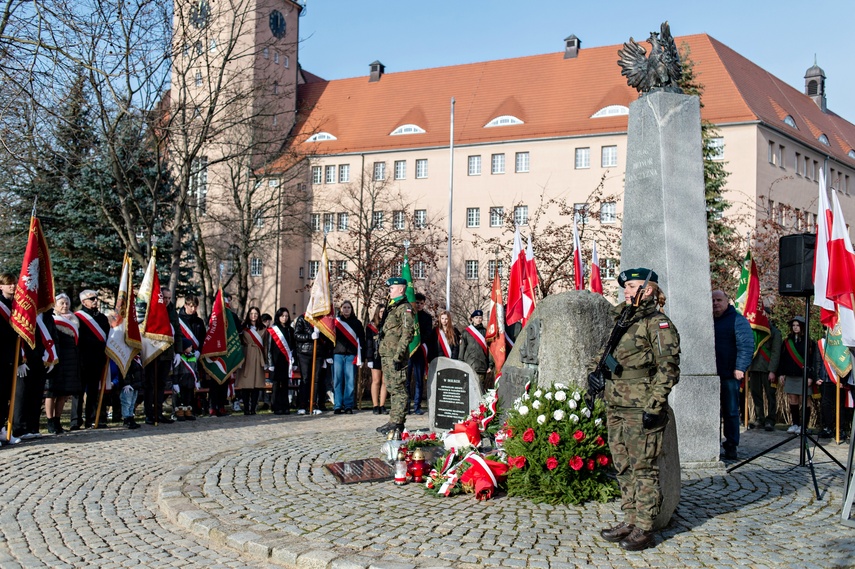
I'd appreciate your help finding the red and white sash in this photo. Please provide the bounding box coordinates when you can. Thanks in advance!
[54,312,80,345]
[437,328,452,358]
[179,318,200,350]
[0,300,10,323]
[37,313,58,366]
[178,357,197,381]
[75,310,107,343]
[465,325,488,355]
[335,318,362,366]
[245,327,265,352]
[505,331,515,348]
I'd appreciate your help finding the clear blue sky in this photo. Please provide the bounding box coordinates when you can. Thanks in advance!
[296,0,855,123]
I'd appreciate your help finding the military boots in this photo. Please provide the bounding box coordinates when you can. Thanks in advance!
[376,422,404,435]
[619,526,655,551]
[600,523,634,543]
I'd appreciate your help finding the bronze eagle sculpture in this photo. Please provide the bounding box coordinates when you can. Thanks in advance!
[617,21,683,94]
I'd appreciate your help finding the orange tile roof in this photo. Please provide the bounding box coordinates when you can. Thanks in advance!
[269,34,855,171]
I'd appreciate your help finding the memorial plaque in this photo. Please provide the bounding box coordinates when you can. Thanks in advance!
[325,458,393,484]
[427,357,482,431]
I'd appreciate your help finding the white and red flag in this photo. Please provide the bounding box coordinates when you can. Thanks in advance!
[814,169,837,328]
[11,216,55,349]
[590,239,603,295]
[826,190,855,311]
[506,227,526,326]
[137,250,174,365]
[522,233,538,324]
[305,240,336,344]
[572,216,583,291]
[485,271,507,378]
[106,253,142,376]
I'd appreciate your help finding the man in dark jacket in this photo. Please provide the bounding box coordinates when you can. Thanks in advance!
[459,309,491,390]
[407,293,433,414]
[712,290,754,460]
[294,313,332,414]
[179,295,206,414]
[72,289,111,429]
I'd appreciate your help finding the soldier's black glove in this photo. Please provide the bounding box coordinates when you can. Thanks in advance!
[587,371,605,395]
[393,361,406,371]
[642,411,662,430]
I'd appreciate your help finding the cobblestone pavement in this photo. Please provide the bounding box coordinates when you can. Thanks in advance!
[1,411,853,569]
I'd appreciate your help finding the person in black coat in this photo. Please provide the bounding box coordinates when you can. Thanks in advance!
[431,310,461,361]
[294,313,332,413]
[267,307,296,414]
[72,289,111,429]
[179,295,207,415]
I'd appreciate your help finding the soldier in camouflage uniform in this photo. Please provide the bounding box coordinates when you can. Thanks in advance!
[597,268,680,551]
[376,277,415,435]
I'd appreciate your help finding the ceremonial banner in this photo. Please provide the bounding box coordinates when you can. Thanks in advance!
[506,227,525,325]
[106,254,142,376]
[305,241,335,343]
[201,289,244,384]
[486,271,507,377]
[734,250,770,357]
[138,250,173,365]
[590,239,603,295]
[11,216,55,349]
[522,233,538,323]
[402,253,421,356]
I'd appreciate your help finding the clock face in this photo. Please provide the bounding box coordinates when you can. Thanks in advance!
[269,10,286,38]
[190,0,210,29]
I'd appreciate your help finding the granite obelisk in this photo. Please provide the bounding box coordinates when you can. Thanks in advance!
[621,91,721,467]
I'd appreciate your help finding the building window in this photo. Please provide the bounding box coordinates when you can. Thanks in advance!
[306,132,337,142]
[602,258,618,280]
[194,71,203,86]
[337,212,349,231]
[299,267,304,279]
[325,165,336,184]
[812,160,818,180]
[373,162,386,181]
[488,260,504,279]
[323,213,335,233]
[575,148,590,169]
[819,134,830,146]
[414,209,427,229]
[708,138,724,161]
[393,210,406,230]
[601,145,618,167]
[253,209,264,228]
[311,166,322,184]
[209,39,217,52]
[600,202,617,223]
[339,164,350,183]
[574,203,589,224]
[308,260,319,280]
[415,159,428,179]
[394,160,406,180]
[768,141,776,165]
[393,261,402,277]
[273,82,279,95]
[274,51,279,64]
[413,260,426,280]
[465,260,479,280]
[515,152,530,173]
[310,213,321,232]
[514,205,528,226]
[795,152,801,175]
[490,207,504,227]
[263,47,269,59]
[250,258,263,277]
[390,124,426,135]
[336,260,347,279]
[778,145,785,168]
[372,211,384,229]
[491,153,505,175]
[484,115,524,127]
[468,155,481,176]
[466,207,480,228]
[189,156,208,216]
[284,55,289,68]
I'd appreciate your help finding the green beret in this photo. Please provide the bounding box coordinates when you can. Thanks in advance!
[386,277,407,286]
[617,268,658,287]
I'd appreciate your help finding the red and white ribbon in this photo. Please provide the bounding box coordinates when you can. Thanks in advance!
[178,357,197,381]
[0,300,10,323]
[54,312,80,345]
[75,310,107,343]
[246,327,265,352]
[335,318,362,366]
[37,313,58,366]
[465,325,488,355]
[179,319,200,350]
[269,326,295,378]
[437,328,452,358]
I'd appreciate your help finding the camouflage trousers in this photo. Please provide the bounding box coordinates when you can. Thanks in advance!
[606,405,665,531]
[384,362,408,425]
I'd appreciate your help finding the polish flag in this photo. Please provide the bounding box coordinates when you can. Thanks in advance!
[813,169,836,327]
[572,217,583,291]
[506,227,526,326]
[590,239,603,295]
[522,233,538,324]
[827,190,855,312]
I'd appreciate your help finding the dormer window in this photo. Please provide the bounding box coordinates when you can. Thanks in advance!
[305,132,337,142]
[390,124,426,136]
[849,150,855,160]
[591,105,629,118]
[485,115,523,128]
[783,115,797,128]
[819,134,830,146]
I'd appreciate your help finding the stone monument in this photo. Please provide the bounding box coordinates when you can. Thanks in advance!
[619,38,721,467]
[427,357,483,431]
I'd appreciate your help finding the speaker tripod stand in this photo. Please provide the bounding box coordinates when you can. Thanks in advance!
[727,295,844,499]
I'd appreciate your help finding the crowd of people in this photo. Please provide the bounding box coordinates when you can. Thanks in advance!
[0,271,496,445]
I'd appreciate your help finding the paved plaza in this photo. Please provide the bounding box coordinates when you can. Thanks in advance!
[0,410,853,569]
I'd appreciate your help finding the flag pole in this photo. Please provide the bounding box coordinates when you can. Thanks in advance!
[94,361,110,429]
[836,377,840,442]
[445,97,455,312]
[6,337,21,441]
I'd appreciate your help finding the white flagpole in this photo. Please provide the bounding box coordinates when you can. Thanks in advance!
[446,97,455,312]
